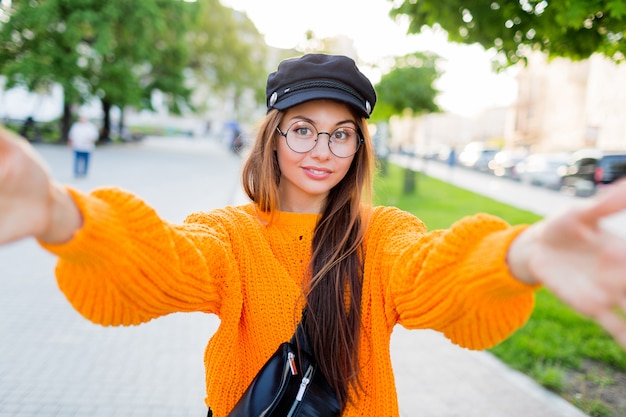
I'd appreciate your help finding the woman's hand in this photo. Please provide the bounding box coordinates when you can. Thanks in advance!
[509,179,626,348]
[0,125,81,245]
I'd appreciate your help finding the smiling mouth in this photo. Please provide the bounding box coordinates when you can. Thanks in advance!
[305,168,330,175]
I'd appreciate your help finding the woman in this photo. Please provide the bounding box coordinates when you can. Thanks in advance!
[0,54,625,416]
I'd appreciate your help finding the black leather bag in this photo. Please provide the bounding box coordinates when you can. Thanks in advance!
[227,311,340,417]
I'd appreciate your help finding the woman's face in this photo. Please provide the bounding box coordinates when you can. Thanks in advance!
[275,99,358,213]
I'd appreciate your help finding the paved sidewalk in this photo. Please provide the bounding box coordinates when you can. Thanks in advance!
[0,137,591,417]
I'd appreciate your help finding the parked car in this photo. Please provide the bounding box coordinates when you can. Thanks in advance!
[458,147,499,172]
[560,149,626,197]
[516,152,570,190]
[489,150,528,180]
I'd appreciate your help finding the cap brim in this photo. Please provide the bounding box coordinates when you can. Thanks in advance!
[272,88,369,118]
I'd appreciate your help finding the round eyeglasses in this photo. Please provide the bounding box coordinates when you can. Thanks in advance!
[276,120,363,158]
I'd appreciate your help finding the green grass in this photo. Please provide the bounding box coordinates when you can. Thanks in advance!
[374,163,543,229]
[374,163,626,414]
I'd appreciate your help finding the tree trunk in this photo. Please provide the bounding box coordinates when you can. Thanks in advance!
[118,107,125,137]
[403,117,422,194]
[60,101,72,143]
[403,167,416,194]
[100,99,112,142]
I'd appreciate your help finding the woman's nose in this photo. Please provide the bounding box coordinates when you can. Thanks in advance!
[309,133,332,159]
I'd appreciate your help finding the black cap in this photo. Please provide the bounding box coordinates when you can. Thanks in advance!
[266,54,377,118]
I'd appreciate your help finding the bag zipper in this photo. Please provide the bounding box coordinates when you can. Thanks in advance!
[259,350,294,417]
[286,365,314,417]
[288,352,298,375]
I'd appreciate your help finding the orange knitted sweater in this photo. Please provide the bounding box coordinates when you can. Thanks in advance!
[41,187,536,417]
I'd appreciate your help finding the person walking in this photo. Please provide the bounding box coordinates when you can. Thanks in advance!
[68,114,99,177]
[0,53,625,417]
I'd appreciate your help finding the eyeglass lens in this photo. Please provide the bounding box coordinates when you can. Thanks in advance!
[283,121,360,158]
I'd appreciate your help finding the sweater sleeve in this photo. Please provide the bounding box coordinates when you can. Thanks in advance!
[372,207,539,350]
[38,187,239,327]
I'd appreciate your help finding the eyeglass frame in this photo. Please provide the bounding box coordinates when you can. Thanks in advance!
[276,120,364,158]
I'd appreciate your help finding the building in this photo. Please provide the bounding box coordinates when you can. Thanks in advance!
[514,52,626,152]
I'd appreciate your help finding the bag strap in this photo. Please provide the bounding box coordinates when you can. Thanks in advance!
[290,307,313,356]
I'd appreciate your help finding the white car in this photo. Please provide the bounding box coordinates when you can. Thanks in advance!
[516,153,570,190]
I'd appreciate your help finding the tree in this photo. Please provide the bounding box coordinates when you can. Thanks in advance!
[373,52,441,121]
[1,0,274,142]
[0,0,94,140]
[93,0,193,140]
[0,0,194,141]
[389,0,626,67]
[372,52,441,192]
[185,0,268,120]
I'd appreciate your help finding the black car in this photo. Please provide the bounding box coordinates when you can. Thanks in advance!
[560,150,626,197]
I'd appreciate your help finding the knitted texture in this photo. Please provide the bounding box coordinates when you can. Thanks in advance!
[40,187,537,417]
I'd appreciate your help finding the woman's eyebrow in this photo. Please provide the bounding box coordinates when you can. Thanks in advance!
[286,115,315,124]
[286,116,357,127]
[334,118,357,127]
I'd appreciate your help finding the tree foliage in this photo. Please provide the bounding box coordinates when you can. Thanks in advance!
[0,0,268,139]
[0,0,88,105]
[372,52,441,122]
[0,0,192,139]
[389,0,626,66]
[184,0,268,112]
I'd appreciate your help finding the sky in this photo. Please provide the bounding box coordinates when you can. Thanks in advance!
[222,0,519,117]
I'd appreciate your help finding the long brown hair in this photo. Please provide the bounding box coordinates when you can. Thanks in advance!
[241,107,375,408]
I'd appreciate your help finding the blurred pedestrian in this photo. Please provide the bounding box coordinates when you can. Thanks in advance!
[448,146,456,168]
[228,122,244,155]
[19,116,37,141]
[0,54,626,417]
[68,114,99,178]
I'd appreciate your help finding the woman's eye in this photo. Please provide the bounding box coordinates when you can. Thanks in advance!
[333,129,352,141]
[295,127,312,137]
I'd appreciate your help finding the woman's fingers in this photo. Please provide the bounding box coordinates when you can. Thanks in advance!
[0,123,28,152]
[579,179,626,224]
[0,125,54,244]
[595,308,626,349]
[0,124,50,173]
